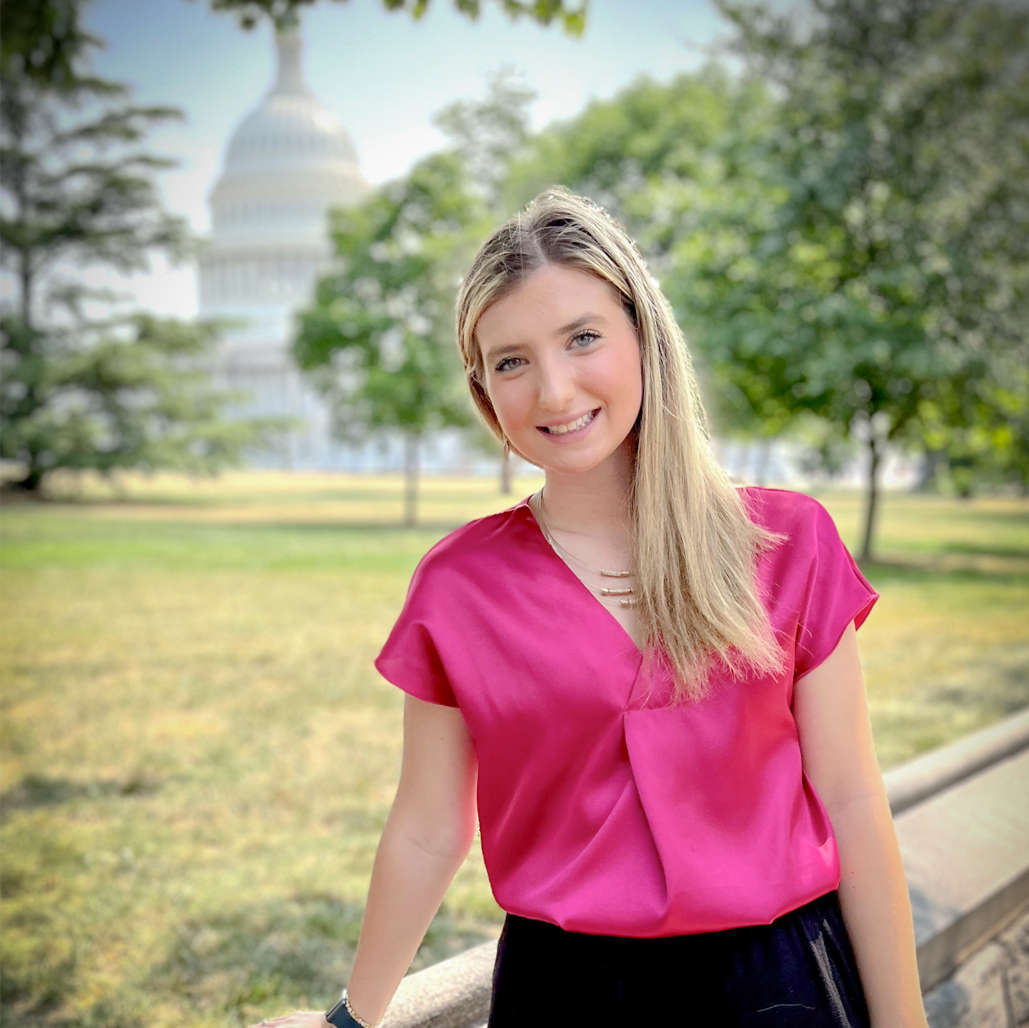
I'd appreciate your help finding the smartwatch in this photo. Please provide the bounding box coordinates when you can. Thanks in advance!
[325,991,374,1028]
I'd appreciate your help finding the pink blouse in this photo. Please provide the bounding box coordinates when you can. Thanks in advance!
[375,487,878,937]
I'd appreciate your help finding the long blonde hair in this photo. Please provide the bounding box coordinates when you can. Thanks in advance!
[456,188,783,701]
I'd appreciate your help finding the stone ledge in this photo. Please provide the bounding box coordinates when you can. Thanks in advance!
[923,911,1029,1028]
[885,709,1029,817]
[895,747,1029,992]
[381,941,496,1028]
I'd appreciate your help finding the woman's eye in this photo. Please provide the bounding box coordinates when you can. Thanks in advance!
[571,330,601,349]
[494,356,523,373]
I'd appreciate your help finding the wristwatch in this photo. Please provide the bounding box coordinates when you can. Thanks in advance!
[325,990,378,1028]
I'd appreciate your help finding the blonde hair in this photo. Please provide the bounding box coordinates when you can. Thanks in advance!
[456,188,783,701]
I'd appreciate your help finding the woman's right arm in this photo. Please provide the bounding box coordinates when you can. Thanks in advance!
[342,693,479,1025]
[250,695,477,1028]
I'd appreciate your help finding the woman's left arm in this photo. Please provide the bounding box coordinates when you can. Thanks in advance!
[793,621,928,1028]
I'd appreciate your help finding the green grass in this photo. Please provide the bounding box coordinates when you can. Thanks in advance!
[2,472,1027,1027]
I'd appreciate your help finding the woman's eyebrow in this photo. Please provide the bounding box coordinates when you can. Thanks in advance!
[482,342,522,362]
[555,313,603,336]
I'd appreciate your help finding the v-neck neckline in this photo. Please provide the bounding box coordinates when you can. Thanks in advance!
[517,494,645,660]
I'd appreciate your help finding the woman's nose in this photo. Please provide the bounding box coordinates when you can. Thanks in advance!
[536,355,576,411]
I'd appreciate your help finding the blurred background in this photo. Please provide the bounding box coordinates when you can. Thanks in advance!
[1,0,1027,1025]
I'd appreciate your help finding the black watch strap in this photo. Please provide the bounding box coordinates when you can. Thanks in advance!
[324,997,361,1027]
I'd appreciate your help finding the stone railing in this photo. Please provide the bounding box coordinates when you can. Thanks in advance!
[889,709,1029,1027]
[381,708,1029,1028]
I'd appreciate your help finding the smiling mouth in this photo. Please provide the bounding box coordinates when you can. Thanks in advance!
[539,409,598,435]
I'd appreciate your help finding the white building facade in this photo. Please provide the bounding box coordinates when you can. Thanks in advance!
[198,28,369,468]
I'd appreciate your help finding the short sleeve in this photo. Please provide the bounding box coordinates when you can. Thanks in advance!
[792,500,879,681]
[374,556,459,707]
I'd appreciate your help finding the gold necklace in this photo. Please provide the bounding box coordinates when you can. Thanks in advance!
[534,491,636,607]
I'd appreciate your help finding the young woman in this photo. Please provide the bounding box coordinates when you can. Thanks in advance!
[252,189,927,1028]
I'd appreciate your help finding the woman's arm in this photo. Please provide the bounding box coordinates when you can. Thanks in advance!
[252,695,478,1028]
[792,622,928,1028]
[343,694,479,1024]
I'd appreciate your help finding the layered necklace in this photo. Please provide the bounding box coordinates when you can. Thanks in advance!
[533,490,636,607]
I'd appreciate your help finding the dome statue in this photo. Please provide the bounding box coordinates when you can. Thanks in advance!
[198,23,369,467]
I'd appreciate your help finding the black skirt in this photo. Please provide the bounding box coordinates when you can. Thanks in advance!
[488,890,871,1027]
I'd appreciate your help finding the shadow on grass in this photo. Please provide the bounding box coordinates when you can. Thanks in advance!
[45,518,477,534]
[152,892,363,1019]
[0,937,78,1026]
[207,520,481,534]
[35,492,419,509]
[0,772,161,817]
[1,485,504,511]
[149,892,493,1024]
[938,542,1029,560]
[0,822,85,1025]
[859,557,1029,587]
[2,511,478,535]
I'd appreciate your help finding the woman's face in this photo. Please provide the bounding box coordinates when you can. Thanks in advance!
[477,263,643,478]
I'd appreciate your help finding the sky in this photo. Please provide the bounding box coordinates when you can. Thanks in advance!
[74,0,740,317]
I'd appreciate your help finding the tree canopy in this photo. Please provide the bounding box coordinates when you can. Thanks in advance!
[686,0,1029,556]
[200,0,587,33]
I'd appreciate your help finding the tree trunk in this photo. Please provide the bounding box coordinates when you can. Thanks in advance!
[915,448,942,492]
[859,428,884,564]
[11,113,40,496]
[13,112,33,330]
[755,438,772,487]
[499,447,512,495]
[19,256,32,328]
[12,467,44,493]
[403,432,420,527]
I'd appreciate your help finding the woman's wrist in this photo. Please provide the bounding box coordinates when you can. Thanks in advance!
[324,989,382,1028]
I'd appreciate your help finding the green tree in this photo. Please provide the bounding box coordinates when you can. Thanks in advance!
[294,153,483,525]
[672,0,1029,559]
[505,65,774,246]
[0,0,275,493]
[918,353,1029,498]
[435,68,535,216]
[200,0,587,33]
[1,311,270,489]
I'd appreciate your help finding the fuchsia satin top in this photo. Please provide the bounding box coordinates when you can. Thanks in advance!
[375,487,878,938]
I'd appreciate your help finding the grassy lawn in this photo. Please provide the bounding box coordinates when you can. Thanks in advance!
[2,472,1027,1027]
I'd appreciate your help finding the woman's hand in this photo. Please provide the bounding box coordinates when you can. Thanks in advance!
[245,1012,328,1028]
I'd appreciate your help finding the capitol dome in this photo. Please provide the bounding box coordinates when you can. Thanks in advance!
[206,28,368,251]
[224,72,361,169]
[198,24,369,468]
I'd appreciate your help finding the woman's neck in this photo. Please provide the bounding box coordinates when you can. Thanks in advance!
[538,439,634,539]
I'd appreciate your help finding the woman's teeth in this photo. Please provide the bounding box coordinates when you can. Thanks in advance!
[543,410,596,435]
